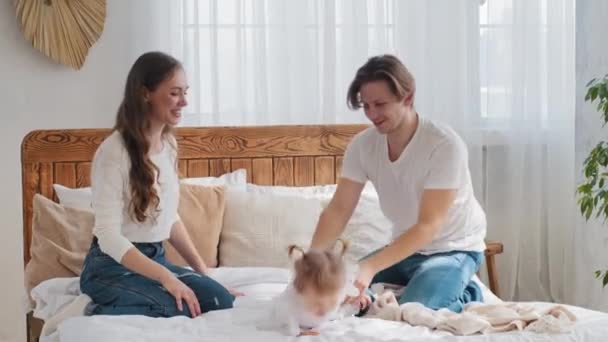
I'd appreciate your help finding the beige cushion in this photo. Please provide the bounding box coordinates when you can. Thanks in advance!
[165,184,226,268]
[25,194,94,297]
[25,184,226,298]
[219,190,323,268]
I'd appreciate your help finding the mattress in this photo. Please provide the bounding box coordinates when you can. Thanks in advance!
[32,267,608,342]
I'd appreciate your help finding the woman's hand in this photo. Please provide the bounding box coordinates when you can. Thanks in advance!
[160,273,201,318]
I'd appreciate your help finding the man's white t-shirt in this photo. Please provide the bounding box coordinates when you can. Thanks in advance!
[341,116,486,254]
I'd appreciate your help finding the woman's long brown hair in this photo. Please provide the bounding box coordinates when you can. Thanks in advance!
[115,51,181,223]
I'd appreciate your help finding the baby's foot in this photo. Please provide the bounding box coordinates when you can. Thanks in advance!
[298,330,320,336]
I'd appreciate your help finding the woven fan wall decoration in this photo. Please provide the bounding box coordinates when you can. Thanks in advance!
[15,0,107,70]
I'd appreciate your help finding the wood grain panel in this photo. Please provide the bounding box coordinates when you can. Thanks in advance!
[187,160,209,178]
[178,160,187,178]
[22,162,39,265]
[231,159,252,183]
[22,125,368,163]
[252,158,273,185]
[314,156,335,185]
[22,129,112,163]
[336,156,343,181]
[175,125,367,159]
[273,157,294,186]
[39,163,54,200]
[209,159,231,177]
[54,163,77,188]
[76,162,91,187]
[294,157,314,186]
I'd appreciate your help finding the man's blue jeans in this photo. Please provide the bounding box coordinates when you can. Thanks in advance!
[80,238,234,317]
[367,250,484,313]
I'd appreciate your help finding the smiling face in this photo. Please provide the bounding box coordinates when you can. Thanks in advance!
[360,80,411,134]
[346,55,417,134]
[145,67,189,128]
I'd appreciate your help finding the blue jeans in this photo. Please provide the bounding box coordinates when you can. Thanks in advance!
[80,238,234,317]
[367,250,483,313]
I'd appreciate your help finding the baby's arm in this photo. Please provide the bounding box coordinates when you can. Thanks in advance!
[298,330,320,337]
[285,314,301,337]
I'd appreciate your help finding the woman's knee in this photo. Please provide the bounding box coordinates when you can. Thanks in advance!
[198,285,234,312]
[183,275,234,312]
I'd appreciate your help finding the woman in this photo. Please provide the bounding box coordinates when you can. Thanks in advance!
[310,54,486,313]
[80,51,234,318]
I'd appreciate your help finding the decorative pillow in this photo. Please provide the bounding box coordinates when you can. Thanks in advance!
[53,169,247,210]
[246,182,392,262]
[25,194,94,298]
[219,190,323,268]
[164,184,226,267]
[28,183,226,298]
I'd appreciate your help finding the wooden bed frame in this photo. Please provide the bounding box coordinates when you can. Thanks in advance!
[21,125,503,342]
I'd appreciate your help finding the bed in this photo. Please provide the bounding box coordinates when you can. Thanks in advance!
[21,125,608,342]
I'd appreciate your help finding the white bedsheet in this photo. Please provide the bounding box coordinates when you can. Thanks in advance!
[33,267,608,342]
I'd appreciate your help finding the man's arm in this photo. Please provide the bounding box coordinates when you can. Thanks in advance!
[355,189,457,290]
[310,178,365,251]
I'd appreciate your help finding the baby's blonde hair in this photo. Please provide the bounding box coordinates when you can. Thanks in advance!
[287,239,350,295]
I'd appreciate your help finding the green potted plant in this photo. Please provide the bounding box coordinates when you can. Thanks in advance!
[577,74,608,287]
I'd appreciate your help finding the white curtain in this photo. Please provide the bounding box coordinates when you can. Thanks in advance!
[479,0,576,304]
[128,0,579,306]
[127,0,479,129]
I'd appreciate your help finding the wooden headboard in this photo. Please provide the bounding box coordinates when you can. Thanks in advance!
[21,124,368,266]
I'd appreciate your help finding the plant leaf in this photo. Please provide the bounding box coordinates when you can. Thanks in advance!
[596,270,602,278]
[591,86,599,102]
[586,78,597,87]
[578,184,592,194]
[603,271,608,288]
[599,83,608,100]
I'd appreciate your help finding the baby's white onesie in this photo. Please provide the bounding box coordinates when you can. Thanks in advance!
[258,283,359,336]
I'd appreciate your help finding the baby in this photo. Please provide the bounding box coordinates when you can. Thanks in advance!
[258,240,359,337]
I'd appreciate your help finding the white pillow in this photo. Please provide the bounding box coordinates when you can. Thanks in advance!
[53,169,248,210]
[52,184,93,211]
[246,183,337,197]
[245,182,392,262]
[181,168,247,191]
[220,190,323,268]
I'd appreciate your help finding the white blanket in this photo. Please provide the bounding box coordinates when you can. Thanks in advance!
[366,291,577,335]
[31,268,608,342]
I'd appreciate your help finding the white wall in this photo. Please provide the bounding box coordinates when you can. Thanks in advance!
[0,1,132,341]
[573,0,608,312]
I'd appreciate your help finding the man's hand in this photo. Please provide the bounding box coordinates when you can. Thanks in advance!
[354,260,376,296]
[344,261,375,312]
